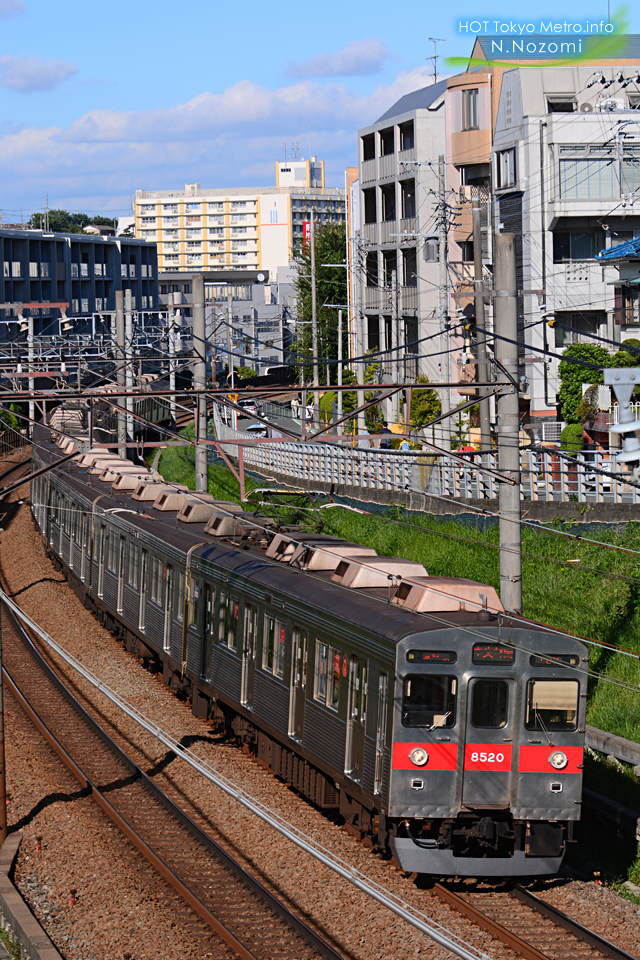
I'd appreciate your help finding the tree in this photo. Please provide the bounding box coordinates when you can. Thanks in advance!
[292,222,348,385]
[557,343,609,423]
[28,209,117,233]
[407,375,441,427]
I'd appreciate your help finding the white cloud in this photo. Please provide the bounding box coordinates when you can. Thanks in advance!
[0,0,25,17]
[0,67,435,210]
[286,39,392,78]
[0,54,77,93]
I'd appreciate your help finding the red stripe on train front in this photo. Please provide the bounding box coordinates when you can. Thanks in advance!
[518,744,583,773]
[464,744,513,771]
[392,742,458,771]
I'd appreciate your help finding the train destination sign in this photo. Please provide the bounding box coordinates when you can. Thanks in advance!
[472,643,516,664]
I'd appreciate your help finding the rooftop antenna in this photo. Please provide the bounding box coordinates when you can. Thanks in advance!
[427,37,445,84]
[283,143,287,160]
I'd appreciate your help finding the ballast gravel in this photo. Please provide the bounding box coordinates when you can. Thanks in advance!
[0,452,638,960]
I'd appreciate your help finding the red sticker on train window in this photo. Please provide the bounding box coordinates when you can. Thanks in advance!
[279,626,285,643]
[342,656,348,677]
[464,744,512,771]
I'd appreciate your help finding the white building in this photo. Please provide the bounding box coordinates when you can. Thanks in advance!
[135,160,344,279]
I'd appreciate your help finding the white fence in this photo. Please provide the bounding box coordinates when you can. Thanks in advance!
[211,407,639,504]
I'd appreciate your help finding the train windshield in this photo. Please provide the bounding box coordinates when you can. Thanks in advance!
[525,679,579,731]
[402,675,456,728]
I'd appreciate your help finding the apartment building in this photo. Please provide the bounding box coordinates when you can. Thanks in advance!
[135,160,345,278]
[491,65,640,423]
[0,227,157,341]
[354,80,448,383]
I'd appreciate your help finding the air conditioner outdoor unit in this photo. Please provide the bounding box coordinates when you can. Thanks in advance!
[579,102,594,113]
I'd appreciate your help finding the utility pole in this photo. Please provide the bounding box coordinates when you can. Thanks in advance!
[337,308,343,433]
[226,289,235,428]
[356,235,366,437]
[310,211,320,421]
[115,289,126,459]
[124,289,134,454]
[437,155,451,450]
[391,267,400,423]
[0,606,6,847]
[494,233,522,615]
[472,197,491,452]
[27,313,34,439]
[193,273,207,493]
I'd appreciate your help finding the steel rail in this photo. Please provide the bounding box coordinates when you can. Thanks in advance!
[1,590,494,960]
[0,597,348,960]
[512,884,639,960]
[433,884,549,960]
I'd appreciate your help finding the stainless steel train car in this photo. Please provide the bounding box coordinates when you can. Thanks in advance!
[30,428,587,877]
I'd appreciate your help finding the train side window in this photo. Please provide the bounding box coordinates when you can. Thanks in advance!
[190,581,199,625]
[139,549,148,631]
[128,541,139,588]
[227,598,239,650]
[525,679,579,732]
[263,617,286,677]
[98,526,106,598]
[402,675,456,728]
[374,672,388,794]
[471,679,508,728]
[176,572,185,621]
[117,537,125,613]
[218,592,228,643]
[315,641,328,702]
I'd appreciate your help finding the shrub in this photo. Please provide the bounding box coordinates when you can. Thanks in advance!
[560,422,583,451]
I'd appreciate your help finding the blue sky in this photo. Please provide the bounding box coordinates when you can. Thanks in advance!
[0,0,631,218]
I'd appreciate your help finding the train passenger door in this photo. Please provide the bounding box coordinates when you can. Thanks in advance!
[241,603,258,707]
[163,565,173,652]
[288,627,307,742]
[462,678,515,807]
[345,656,367,784]
[202,583,214,679]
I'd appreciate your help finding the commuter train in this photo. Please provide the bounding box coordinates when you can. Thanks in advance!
[30,424,587,877]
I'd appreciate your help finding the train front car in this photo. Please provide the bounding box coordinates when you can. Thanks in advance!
[388,624,587,876]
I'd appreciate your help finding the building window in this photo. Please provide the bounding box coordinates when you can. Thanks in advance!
[400,179,415,219]
[497,148,516,189]
[186,203,200,212]
[615,287,640,325]
[209,216,224,225]
[403,247,417,287]
[209,228,224,236]
[361,133,375,161]
[547,97,576,113]
[186,216,201,224]
[380,183,396,221]
[462,88,480,130]
[231,214,247,223]
[164,230,179,239]
[559,146,616,199]
[164,243,180,253]
[186,230,201,239]
[382,249,397,285]
[187,253,202,263]
[142,217,156,224]
[231,201,247,210]
[554,311,605,346]
[163,217,179,226]
[399,120,414,151]
[208,202,224,211]
[363,188,376,224]
[552,231,598,262]
[164,255,179,263]
[140,204,155,213]
[140,230,156,239]
[366,252,378,287]
[163,204,178,213]
[379,127,394,156]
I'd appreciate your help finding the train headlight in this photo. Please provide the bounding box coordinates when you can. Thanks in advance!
[409,747,429,767]
[548,751,568,770]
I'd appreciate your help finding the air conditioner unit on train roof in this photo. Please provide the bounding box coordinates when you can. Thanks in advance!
[131,481,189,501]
[153,491,215,512]
[204,510,253,537]
[112,472,153,491]
[266,532,350,563]
[331,556,428,589]
[98,466,148,483]
[392,576,504,613]
[290,542,378,571]
[88,459,128,475]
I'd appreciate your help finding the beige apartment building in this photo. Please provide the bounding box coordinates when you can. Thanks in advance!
[135,159,344,279]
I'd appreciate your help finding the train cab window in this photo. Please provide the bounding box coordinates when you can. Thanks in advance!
[314,642,341,709]
[471,679,508,728]
[263,616,286,678]
[525,679,579,732]
[128,541,139,588]
[402,675,456,728]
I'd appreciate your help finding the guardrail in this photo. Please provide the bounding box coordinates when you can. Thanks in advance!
[211,406,640,503]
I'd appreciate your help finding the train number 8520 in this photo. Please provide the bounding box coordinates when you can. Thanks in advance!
[470,751,504,763]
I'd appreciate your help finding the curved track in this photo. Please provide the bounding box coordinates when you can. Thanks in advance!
[0,597,347,960]
[433,881,638,960]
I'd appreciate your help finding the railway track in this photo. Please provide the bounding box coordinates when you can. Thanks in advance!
[0,597,348,960]
[434,881,639,960]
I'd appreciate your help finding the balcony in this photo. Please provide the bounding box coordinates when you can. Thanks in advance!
[362,223,378,244]
[398,147,416,167]
[379,220,397,244]
[364,287,382,310]
[401,287,418,310]
[378,154,396,179]
[361,158,376,184]
[398,218,416,238]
